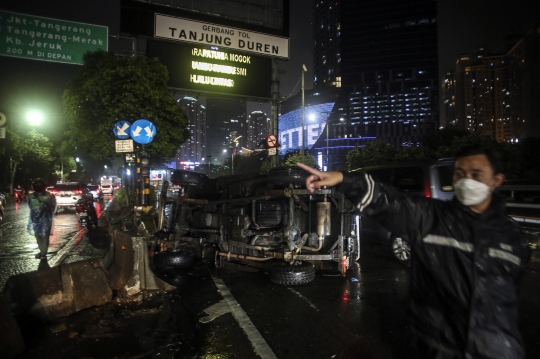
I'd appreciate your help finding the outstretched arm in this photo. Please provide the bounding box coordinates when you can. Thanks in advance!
[297,163,344,193]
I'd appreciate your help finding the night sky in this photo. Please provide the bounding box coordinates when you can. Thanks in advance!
[0,0,539,138]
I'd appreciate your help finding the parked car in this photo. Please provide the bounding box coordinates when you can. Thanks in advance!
[87,184,103,201]
[0,192,6,207]
[50,182,91,213]
[101,184,113,195]
[353,159,455,265]
[156,167,360,285]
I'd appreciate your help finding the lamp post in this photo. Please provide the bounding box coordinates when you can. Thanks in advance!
[321,111,332,171]
[232,135,243,175]
[301,64,307,156]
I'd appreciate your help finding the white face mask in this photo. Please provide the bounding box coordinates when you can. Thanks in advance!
[453,178,493,206]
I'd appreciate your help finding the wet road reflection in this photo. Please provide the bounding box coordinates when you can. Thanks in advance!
[0,197,111,289]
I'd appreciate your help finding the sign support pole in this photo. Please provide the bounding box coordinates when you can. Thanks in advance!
[270,58,280,168]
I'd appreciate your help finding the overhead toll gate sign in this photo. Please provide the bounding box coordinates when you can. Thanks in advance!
[0,10,108,65]
[147,40,272,99]
[154,14,289,59]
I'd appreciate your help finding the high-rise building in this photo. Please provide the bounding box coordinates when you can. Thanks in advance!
[442,28,540,141]
[205,97,247,164]
[247,111,270,150]
[310,0,440,148]
[340,0,439,147]
[177,97,206,163]
[312,0,342,88]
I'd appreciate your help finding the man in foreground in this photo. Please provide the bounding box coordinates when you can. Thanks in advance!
[298,146,528,359]
[27,179,56,260]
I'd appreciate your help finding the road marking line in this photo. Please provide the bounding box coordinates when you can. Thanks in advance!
[211,276,278,359]
[287,288,319,311]
[48,229,85,267]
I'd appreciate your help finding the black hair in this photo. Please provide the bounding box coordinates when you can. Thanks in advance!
[454,146,503,175]
[33,178,47,186]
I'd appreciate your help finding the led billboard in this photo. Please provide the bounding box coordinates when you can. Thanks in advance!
[147,40,272,99]
[278,102,335,154]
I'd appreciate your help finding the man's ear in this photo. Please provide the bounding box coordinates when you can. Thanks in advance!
[493,173,505,188]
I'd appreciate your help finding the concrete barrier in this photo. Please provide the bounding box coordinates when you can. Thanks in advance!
[3,260,112,322]
[3,224,173,329]
[107,230,175,296]
[0,293,25,359]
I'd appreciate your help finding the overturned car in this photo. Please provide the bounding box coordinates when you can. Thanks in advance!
[154,166,360,285]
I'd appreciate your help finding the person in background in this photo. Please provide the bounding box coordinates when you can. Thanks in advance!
[27,179,56,260]
[298,146,529,359]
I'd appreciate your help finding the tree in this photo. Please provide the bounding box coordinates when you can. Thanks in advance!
[284,151,318,169]
[346,139,398,170]
[63,50,188,164]
[5,128,54,191]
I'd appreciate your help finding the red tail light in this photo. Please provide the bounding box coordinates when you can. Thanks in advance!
[424,176,432,198]
[50,190,58,195]
[74,189,82,194]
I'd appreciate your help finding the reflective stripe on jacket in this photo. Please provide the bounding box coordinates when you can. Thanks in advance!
[340,172,529,359]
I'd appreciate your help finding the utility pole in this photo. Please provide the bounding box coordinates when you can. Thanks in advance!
[301,64,307,156]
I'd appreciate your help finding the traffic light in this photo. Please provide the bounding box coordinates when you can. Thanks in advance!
[140,151,150,177]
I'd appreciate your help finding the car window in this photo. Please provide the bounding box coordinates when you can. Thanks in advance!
[87,185,99,190]
[393,167,424,192]
[102,185,111,188]
[54,184,83,191]
[437,165,454,192]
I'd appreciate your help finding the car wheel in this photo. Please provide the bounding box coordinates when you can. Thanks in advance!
[268,166,310,187]
[0,209,3,224]
[269,261,315,285]
[153,251,195,270]
[390,236,411,266]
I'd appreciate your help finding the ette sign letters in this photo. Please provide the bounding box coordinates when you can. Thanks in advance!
[155,14,289,59]
[0,10,108,65]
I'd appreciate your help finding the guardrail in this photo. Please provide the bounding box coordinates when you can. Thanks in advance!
[499,185,540,230]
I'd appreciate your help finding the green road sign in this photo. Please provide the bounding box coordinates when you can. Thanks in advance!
[0,10,108,65]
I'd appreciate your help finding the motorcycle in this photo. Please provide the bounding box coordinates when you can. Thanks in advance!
[14,189,25,203]
[75,196,98,231]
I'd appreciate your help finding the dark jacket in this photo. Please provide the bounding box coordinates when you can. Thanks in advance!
[340,172,529,359]
[27,191,56,237]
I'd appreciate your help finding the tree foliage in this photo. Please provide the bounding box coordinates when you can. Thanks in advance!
[284,151,319,169]
[343,127,539,183]
[63,50,188,164]
[3,127,54,190]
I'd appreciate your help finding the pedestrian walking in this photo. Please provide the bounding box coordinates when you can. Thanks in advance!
[298,146,529,359]
[27,179,56,260]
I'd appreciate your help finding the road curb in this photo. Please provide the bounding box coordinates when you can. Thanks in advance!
[3,259,112,322]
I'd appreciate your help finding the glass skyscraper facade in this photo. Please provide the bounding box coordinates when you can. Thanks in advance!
[310,0,439,148]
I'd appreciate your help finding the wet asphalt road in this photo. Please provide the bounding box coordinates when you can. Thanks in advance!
[0,196,111,290]
[4,197,540,358]
[167,241,540,359]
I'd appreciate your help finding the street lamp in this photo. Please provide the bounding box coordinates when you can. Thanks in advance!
[27,110,43,126]
[232,135,243,175]
[301,64,307,156]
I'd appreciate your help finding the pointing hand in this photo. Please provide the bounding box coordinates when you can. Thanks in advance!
[297,163,344,193]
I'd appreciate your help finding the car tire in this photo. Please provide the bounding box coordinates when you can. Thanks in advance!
[153,251,195,270]
[390,236,411,266]
[269,261,315,285]
[268,166,310,187]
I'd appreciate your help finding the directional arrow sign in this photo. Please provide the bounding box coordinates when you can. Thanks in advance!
[113,120,131,139]
[131,119,156,145]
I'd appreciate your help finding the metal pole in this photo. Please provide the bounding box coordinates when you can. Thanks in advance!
[321,111,331,170]
[301,65,305,156]
[270,58,280,168]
